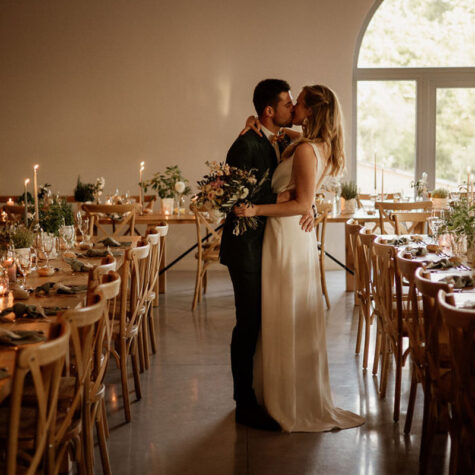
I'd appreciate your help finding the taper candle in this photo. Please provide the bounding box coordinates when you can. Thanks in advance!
[24,178,30,225]
[374,153,377,192]
[33,164,39,223]
[139,161,145,206]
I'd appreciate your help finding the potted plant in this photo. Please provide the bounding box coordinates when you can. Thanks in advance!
[142,165,191,214]
[340,181,358,215]
[431,188,449,210]
[39,200,74,236]
[74,176,95,202]
[437,198,475,264]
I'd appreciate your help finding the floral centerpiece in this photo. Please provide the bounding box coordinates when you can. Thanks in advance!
[411,172,428,200]
[437,198,475,263]
[141,165,191,199]
[193,161,268,235]
[74,176,105,203]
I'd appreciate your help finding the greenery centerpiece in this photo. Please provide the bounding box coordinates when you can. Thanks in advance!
[39,199,74,236]
[0,225,34,250]
[437,198,475,263]
[340,181,358,214]
[141,165,191,214]
[74,176,105,203]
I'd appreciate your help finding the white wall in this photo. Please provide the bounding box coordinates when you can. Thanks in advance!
[0,0,375,269]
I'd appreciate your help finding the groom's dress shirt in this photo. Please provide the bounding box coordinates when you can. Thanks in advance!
[260,125,281,162]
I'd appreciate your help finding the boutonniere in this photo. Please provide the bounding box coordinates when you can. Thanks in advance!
[270,130,288,145]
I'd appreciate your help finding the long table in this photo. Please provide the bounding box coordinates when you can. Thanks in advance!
[0,235,140,403]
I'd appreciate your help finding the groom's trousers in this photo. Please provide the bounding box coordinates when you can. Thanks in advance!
[228,265,261,408]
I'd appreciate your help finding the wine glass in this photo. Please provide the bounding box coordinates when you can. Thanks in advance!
[39,233,56,269]
[59,225,75,250]
[80,217,90,243]
[15,249,32,289]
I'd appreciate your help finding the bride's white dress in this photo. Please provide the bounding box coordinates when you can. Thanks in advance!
[256,142,365,432]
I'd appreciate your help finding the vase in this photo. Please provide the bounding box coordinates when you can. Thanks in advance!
[340,198,356,215]
[431,197,448,210]
[161,198,174,215]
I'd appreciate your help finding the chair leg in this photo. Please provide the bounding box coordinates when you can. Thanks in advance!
[142,315,151,370]
[404,364,418,434]
[373,320,382,375]
[101,398,110,439]
[379,336,390,398]
[120,338,132,423]
[96,404,112,475]
[203,270,208,294]
[131,339,142,400]
[148,309,158,354]
[355,306,363,355]
[82,400,94,475]
[362,307,372,370]
[393,339,403,422]
[192,265,202,310]
[137,325,146,373]
[320,259,330,309]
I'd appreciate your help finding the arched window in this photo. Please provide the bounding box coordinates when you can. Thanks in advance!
[354,0,475,195]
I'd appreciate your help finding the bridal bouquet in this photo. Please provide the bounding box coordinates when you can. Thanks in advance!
[194,161,269,235]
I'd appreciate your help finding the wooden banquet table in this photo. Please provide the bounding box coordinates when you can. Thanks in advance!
[0,235,140,404]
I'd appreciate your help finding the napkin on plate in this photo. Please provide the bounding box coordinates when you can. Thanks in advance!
[64,257,94,272]
[99,237,121,247]
[35,282,88,296]
[0,329,46,346]
[438,274,475,289]
[0,303,47,320]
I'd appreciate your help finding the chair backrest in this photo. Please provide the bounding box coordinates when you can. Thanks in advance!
[145,230,161,303]
[7,320,71,475]
[414,266,452,386]
[191,204,223,264]
[87,255,117,304]
[437,290,475,427]
[346,220,363,295]
[357,193,397,208]
[82,203,137,238]
[56,295,106,450]
[375,200,432,234]
[119,242,151,336]
[372,238,399,339]
[391,211,432,235]
[395,250,425,368]
[357,227,377,304]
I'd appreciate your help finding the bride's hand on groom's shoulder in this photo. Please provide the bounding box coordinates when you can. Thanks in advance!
[234,202,257,217]
[239,116,262,137]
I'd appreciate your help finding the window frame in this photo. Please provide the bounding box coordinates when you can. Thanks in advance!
[352,0,475,190]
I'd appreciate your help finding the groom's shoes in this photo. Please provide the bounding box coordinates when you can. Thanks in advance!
[235,405,281,431]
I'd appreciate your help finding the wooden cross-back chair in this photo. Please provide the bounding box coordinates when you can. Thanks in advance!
[438,290,475,475]
[315,202,332,309]
[372,238,411,423]
[394,250,425,434]
[53,293,107,475]
[356,193,397,208]
[83,274,121,475]
[191,204,223,311]
[142,230,161,366]
[357,228,377,371]
[414,267,453,474]
[2,320,70,475]
[391,211,432,235]
[375,200,432,234]
[82,203,137,239]
[346,220,363,356]
[110,241,150,422]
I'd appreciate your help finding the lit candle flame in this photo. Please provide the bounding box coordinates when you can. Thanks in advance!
[25,178,30,185]
[34,164,39,170]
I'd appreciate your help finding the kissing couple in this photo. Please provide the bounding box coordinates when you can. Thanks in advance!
[220,79,365,432]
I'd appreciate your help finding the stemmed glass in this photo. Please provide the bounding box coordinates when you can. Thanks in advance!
[59,225,75,250]
[14,248,33,289]
[76,212,90,244]
[38,233,56,269]
[427,210,445,243]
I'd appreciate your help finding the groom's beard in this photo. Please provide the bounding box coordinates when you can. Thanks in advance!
[276,118,293,128]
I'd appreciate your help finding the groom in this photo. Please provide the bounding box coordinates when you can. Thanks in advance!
[220,79,313,430]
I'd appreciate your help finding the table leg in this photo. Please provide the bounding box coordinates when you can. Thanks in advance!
[159,235,166,294]
[346,224,354,292]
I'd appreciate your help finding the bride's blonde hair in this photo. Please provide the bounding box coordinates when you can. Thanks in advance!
[283,85,345,177]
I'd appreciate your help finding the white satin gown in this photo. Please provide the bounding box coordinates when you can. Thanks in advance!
[256,142,365,432]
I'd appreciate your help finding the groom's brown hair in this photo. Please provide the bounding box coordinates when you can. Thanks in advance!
[253,79,290,117]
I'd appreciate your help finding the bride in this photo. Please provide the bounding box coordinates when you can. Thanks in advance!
[235,84,365,432]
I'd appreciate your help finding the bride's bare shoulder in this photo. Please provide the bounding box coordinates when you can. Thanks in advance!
[294,142,316,159]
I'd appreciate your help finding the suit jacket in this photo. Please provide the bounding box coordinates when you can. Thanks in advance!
[219,129,278,272]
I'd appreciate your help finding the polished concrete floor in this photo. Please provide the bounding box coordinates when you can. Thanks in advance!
[99,270,450,475]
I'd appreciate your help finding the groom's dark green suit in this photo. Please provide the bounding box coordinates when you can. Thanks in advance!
[220,129,279,408]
